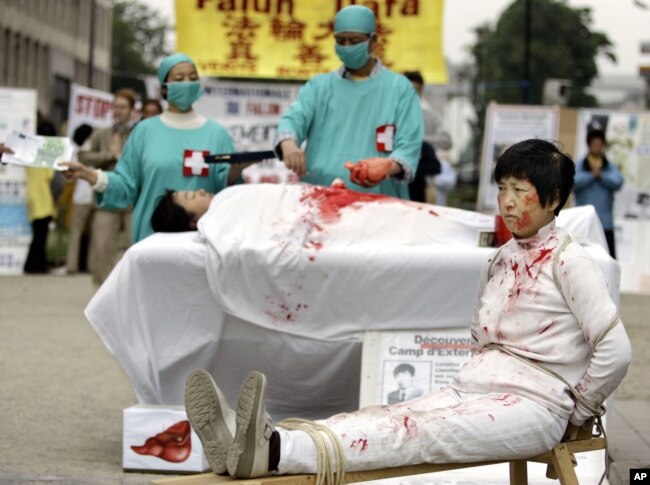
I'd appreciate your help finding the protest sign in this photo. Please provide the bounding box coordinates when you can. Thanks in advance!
[0,87,37,274]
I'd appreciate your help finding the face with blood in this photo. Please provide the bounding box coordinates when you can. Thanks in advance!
[497,176,558,239]
[493,139,576,238]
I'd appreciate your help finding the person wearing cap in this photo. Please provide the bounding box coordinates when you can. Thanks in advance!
[275,5,423,199]
[62,53,246,244]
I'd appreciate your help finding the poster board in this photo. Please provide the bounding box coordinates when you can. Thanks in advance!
[574,108,650,293]
[477,103,560,212]
[196,79,299,151]
[359,329,472,408]
[196,79,301,183]
[0,88,37,275]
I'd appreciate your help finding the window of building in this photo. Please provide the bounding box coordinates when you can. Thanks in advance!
[52,75,71,131]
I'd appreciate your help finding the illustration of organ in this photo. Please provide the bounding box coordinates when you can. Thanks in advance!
[131,420,191,462]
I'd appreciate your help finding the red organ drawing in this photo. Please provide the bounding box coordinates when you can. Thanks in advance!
[131,420,192,463]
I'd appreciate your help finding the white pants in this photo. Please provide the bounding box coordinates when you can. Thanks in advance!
[278,387,566,474]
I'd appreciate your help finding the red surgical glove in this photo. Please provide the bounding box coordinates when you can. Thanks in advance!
[345,158,393,188]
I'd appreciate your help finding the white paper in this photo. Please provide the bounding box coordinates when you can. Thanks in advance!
[1,131,73,171]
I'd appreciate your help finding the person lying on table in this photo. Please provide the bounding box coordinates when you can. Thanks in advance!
[180,138,632,481]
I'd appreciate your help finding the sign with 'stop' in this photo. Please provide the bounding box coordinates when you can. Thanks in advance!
[175,0,447,83]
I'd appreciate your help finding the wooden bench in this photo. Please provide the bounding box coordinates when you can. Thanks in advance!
[150,420,606,485]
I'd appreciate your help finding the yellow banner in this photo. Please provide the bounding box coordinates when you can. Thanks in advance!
[175,0,447,83]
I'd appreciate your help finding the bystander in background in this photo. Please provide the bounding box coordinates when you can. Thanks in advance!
[431,132,457,206]
[573,129,624,258]
[78,88,136,285]
[64,124,94,274]
[23,114,57,273]
[403,71,457,204]
[140,99,163,120]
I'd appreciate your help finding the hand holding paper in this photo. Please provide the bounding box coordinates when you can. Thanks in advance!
[0,131,74,170]
[59,161,98,186]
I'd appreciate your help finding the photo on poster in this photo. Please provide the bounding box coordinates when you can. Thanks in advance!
[382,360,431,405]
[359,329,472,408]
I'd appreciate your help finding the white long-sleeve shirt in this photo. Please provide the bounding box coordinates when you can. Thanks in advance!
[452,220,631,425]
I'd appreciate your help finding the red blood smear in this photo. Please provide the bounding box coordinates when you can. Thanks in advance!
[131,420,191,463]
[532,247,553,265]
[516,211,532,230]
[299,186,396,222]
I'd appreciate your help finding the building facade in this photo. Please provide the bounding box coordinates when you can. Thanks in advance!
[0,0,112,131]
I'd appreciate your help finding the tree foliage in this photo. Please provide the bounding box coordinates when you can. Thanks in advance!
[111,0,171,93]
[469,0,616,110]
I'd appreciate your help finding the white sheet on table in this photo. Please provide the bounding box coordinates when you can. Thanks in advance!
[198,184,496,340]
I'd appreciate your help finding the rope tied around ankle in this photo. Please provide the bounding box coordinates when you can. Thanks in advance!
[277,418,346,485]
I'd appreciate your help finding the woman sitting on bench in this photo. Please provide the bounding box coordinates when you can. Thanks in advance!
[183,138,631,480]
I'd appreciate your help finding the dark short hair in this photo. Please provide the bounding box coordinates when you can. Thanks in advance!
[393,363,415,377]
[151,189,193,233]
[403,70,424,85]
[142,98,163,115]
[72,123,93,146]
[586,128,606,146]
[494,139,575,216]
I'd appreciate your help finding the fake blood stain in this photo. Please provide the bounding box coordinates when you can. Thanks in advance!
[515,211,533,231]
[350,438,369,453]
[299,186,397,222]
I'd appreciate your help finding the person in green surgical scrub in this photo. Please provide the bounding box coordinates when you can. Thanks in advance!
[275,5,424,199]
[61,53,250,243]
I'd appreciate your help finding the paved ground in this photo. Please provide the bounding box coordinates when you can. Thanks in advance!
[0,274,648,485]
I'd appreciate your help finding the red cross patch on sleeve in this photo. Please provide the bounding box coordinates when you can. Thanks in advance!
[183,150,210,177]
[376,124,396,152]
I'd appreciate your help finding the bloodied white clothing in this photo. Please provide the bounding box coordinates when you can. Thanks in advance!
[455,221,631,425]
[277,220,631,473]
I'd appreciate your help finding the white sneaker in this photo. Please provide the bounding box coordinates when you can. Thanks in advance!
[184,369,236,474]
[227,370,274,478]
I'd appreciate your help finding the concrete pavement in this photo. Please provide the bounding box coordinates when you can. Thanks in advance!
[0,274,648,485]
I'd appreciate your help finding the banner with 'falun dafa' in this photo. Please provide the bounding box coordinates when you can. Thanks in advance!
[175,0,447,83]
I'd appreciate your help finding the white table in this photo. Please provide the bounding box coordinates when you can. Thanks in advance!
[85,185,617,420]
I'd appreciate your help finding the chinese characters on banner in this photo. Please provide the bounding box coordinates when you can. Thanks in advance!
[175,0,447,83]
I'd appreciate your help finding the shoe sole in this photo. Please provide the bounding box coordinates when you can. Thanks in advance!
[227,371,267,477]
[185,369,232,474]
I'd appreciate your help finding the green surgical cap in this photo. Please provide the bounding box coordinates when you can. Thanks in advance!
[157,53,195,84]
[334,5,376,34]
